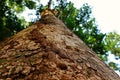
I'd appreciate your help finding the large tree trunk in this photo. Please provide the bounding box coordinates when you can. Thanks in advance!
[0,10,119,80]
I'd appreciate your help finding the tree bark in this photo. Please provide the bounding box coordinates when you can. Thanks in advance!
[0,9,120,80]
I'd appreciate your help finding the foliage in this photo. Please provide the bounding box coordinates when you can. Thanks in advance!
[109,61,119,71]
[55,1,78,30]
[105,32,120,58]
[75,3,106,55]
[105,32,120,71]
[0,0,36,41]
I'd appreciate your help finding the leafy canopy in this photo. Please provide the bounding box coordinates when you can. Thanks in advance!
[0,0,36,41]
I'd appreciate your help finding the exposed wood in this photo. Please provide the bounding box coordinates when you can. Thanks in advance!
[0,9,120,80]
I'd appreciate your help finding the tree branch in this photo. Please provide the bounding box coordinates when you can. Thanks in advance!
[48,0,52,9]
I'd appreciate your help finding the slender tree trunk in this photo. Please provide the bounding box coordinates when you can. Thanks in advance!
[0,9,119,80]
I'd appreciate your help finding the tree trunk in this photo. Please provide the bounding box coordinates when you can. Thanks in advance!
[0,9,119,80]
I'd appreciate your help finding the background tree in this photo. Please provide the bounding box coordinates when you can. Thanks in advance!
[0,0,36,41]
[105,32,120,58]
[75,3,106,55]
[105,32,120,71]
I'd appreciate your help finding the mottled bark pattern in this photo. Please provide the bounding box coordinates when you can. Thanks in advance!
[0,10,119,80]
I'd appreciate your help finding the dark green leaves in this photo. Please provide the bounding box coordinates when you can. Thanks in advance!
[0,0,35,41]
[109,62,119,70]
[105,32,120,58]
[25,0,36,9]
[75,3,106,55]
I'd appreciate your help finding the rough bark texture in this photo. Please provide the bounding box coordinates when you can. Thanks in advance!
[0,10,120,80]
